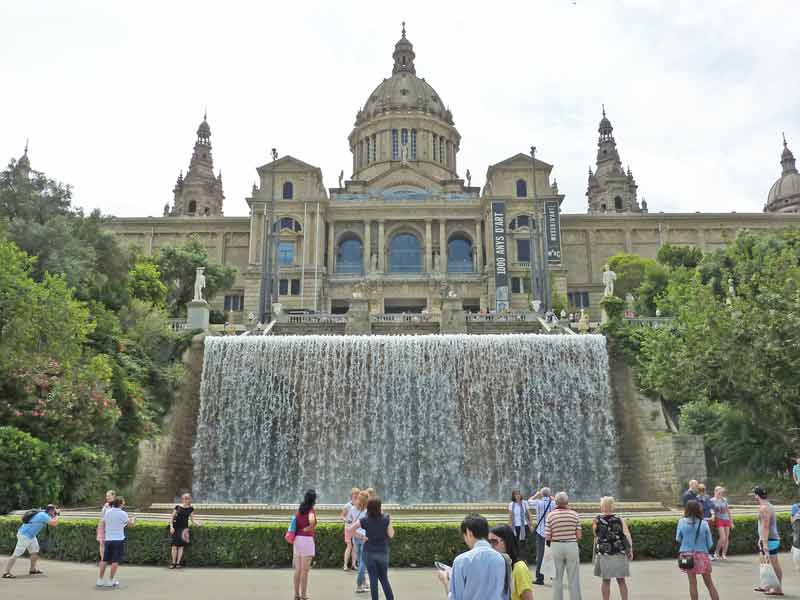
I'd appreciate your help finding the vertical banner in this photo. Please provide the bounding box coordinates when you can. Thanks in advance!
[491,202,509,312]
[544,199,563,265]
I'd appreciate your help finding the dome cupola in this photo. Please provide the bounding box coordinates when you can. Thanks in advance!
[766,133,800,213]
[392,22,416,75]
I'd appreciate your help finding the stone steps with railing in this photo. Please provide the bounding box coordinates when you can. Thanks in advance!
[371,321,441,335]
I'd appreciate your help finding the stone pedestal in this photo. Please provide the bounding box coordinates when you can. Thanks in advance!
[345,298,371,335]
[441,298,467,334]
[187,299,210,331]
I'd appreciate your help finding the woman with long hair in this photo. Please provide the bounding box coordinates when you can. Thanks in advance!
[292,490,317,600]
[711,486,733,560]
[350,497,394,600]
[507,489,533,563]
[341,488,360,571]
[489,524,533,600]
[676,500,719,600]
[592,496,633,600]
[96,490,116,561]
[351,491,370,593]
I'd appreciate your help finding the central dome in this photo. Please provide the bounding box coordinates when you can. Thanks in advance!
[355,25,453,127]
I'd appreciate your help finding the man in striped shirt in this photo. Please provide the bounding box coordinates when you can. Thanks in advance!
[545,491,583,600]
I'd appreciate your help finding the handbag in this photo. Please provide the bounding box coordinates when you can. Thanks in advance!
[284,515,297,545]
[677,520,701,570]
[181,528,190,544]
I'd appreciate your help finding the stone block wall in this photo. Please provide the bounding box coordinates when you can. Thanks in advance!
[133,333,206,506]
[609,349,707,505]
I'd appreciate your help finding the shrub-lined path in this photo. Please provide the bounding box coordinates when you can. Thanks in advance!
[0,553,795,599]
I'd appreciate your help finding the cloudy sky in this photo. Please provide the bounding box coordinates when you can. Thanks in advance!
[1,1,798,217]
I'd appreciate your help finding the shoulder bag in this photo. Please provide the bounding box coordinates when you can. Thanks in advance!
[677,520,701,570]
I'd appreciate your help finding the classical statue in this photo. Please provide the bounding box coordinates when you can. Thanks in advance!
[466,169,472,187]
[370,253,378,272]
[447,288,458,299]
[401,143,409,166]
[433,252,441,273]
[352,281,368,299]
[193,267,206,301]
[163,203,170,217]
[602,264,617,297]
[579,309,590,333]
[338,170,344,188]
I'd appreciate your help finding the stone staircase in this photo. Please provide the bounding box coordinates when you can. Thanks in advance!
[466,321,542,335]
[272,322,346,336]
[371,321,441,335]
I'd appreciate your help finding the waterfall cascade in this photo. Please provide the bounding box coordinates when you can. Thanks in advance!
[192,334,617,504]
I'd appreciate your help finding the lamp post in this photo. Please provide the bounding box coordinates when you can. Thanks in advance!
[259,148,278,323]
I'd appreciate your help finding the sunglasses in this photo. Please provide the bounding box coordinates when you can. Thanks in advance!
[488,539,500,546]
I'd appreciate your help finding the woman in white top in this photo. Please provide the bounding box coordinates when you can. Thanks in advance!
[340,488,360,571]
[508,489,534,563]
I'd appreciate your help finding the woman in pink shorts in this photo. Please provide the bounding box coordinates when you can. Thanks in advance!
[292,490,317,600]
[711,486,734,560]
[340,488,360,571]
[96,490,116,561]
[676,500,719,600]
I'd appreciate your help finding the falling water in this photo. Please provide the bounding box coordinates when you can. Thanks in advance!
[192,334,617,504]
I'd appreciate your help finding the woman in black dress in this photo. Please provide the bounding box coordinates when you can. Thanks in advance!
[170,493,201,569]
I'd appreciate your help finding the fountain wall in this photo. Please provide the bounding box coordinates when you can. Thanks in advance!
[191,334,618,504]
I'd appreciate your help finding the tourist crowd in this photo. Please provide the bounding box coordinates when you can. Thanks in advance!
[2,478,800,599]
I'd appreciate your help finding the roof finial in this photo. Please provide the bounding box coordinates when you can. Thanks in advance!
[204,106,207,121]
[602,103,606,118]
[24,138,29,155]
[783,132,788,148]
[401,21,406,38]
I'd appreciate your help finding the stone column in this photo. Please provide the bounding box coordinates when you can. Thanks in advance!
[474,220,483,273]
[624,228,632,253]
[327,221,335,274]
[439,219,447,272]
[363,219,371,273]
[378,220,385,272]
[425,220,433,272]
[248,205,261,264]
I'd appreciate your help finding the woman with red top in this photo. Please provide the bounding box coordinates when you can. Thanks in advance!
[293,490,317,600]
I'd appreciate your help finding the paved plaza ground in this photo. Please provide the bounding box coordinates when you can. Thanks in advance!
[1,553,797,599]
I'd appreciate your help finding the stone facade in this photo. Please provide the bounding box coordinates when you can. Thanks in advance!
[103,28,800,322]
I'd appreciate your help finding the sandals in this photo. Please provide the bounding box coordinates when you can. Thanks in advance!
[28,570,43,575]
[2,573,15,579]
[169,563,177,569]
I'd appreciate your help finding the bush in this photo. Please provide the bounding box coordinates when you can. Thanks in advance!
[0,427,62,514]
[0,515,790,566]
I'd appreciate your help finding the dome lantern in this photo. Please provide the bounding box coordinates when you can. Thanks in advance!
[392,22,416,75]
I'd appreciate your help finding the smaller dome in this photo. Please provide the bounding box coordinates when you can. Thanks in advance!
[197,114,211,140]
[767,173,800,208]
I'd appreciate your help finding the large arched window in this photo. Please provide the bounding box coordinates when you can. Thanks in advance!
[187,200,197,214]
[516,179,527,198]
[448,234,473,273]
[272,217,302,233]
[336,235,363,274]
[283,181,293,199]
[389,233,422,273]
[614,196,623,210]
[410,129,417,159]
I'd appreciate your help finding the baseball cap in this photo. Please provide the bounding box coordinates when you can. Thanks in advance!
[752,486,768,499]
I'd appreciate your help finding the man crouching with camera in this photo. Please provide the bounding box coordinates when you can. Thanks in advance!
[2,504,60,579]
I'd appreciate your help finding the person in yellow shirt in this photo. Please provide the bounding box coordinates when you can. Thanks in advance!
[489,524,534,600]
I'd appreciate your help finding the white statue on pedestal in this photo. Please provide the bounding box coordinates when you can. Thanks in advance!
[602,264,617,297]
[401,143,409,166]
[193,267,206,301]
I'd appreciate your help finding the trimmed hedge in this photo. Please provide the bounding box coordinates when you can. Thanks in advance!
[0,515,792,568]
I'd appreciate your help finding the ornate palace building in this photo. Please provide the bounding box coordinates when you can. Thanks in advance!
[101,27,800,321]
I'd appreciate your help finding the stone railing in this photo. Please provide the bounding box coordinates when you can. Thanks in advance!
[168,318,188,332]
[466,312,535,322]
[286,313,346,324]
[370,313,435,322]
[624,316,675,329]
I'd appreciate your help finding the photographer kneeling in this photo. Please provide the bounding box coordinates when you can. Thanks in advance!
[2,504,60,579]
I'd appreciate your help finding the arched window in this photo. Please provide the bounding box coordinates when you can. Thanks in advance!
[614,196,623,210]
[509,215,531,230]
[439,137,445,164]
[389,233,422,273]
[272,217,302,232]
[392,129,399,160]
[365,138,370,164]
[433,134,438,161]
[516,179,527,198]
[411,129,417,159]
[336,235,363,274]
[401,129,409,150]
[448,234,473,273]
[187,200,197,214]
[283,181,294,199]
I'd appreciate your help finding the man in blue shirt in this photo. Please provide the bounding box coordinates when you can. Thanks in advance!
[2,504,60,579]
[529,486,554,585]
[681,479,699,506]
[439,514,509,600]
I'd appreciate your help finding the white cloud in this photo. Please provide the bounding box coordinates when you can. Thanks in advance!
[1,0,798,217]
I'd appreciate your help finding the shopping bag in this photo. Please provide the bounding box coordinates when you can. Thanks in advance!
[760,559,780,590]
[284,515,297,544]
[791,547,800,573]
[541,545,556,579]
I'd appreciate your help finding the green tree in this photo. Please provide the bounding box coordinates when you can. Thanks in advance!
[657,243,703,269]
[127,261,168,307]
[156,237,237,316]
[607,253,659,300]
[635,261,669,316]
[0,426,62,513]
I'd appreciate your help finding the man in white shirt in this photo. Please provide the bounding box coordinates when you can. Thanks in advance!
[529,487,554,585]
[97,497,135,588]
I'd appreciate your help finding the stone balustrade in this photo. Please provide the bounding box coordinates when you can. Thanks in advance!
[624,316,675,329]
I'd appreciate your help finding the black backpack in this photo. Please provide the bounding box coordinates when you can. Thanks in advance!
[596,515,627,555]
[21,509,40,524]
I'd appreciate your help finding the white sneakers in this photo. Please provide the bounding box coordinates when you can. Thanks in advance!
[96,578,119,588]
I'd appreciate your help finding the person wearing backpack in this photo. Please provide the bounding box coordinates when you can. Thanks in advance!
[592,496,633,600]
[2,504,60,579]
